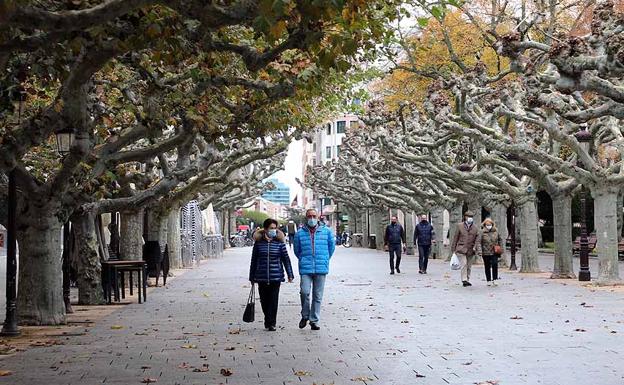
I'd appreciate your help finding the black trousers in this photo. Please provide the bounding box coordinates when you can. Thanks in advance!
[389,243,402,272]
[483,254,499,281]
[418,244,431,272]
[258,282,281,327]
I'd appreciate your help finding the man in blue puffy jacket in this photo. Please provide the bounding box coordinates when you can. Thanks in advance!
[293,208,335,330]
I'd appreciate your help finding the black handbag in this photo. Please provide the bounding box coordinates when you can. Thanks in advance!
[242,283,255,323]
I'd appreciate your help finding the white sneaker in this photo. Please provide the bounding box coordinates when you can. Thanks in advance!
[487,281,492,286]
[492,280,498,286]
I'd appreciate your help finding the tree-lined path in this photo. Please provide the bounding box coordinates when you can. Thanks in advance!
[1,248,623,385]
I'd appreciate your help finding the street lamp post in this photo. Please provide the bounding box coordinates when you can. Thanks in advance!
[575,129,592,282]
[1,89,25,336]
[336,201,342,244]
[55,127,76,313]
[509,202,518,271]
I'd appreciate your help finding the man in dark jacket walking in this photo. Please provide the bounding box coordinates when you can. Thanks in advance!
[414,214,436,274]
[384,216,406,274]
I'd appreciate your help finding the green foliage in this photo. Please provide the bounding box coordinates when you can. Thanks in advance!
[241,209,271,227]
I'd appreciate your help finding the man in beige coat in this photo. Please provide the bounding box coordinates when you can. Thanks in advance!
[451,210,480,287]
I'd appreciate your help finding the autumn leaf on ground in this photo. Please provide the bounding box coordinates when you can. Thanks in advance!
[401,320,409,323]
[462,361,473,365]
[192,364,209,372]
[141,366,151,370]
[141,378,158,383]
[474,381,499,385]
[220,368,233,376]
[510,316,523,320]
[180,344,197,349]
[294,370,312,376]
[202,293,210,298]
[574,328,587,332]
[0,370,12,376]
[352,376,374,381]
[178,362,191,369]
[225,347,235,351]
[111,325,124,330]
[415,372,426,378]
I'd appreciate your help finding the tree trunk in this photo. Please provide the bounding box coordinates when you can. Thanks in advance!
[404,211,415,255]
[447,203,463,261]
[489,203,508,267]
[431,207,445,259]
[374,210,387,250]
[167,207,182,269]
[551,194,575,279]
[592,186,621,283]
[72,211,105,305]
[361,210,369,247]
[617,189,623,241]
[120,209,144,260]
[467,200,482,226]
[17,213,66,325]
[519,195,540,272]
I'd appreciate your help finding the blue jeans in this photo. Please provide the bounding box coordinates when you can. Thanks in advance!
[418,244,431,271]
[300,274,326,323]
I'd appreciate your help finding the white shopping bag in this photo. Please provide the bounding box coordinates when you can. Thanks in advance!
[450,253,461,270]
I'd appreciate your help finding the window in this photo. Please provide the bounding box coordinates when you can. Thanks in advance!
[326,146,332,159]
[337,120,346,133]
[336,145,341,157]
[312,143,316,152]
[326,123,332,135]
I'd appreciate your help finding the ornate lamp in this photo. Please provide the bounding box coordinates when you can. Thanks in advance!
[574,128,592,282]
[55,128,75,157]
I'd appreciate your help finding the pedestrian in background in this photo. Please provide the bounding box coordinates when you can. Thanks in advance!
[384,215,406,274]
[477,218,503,286]
[287,220,297,249]
[451,210,480,287]
[414,214,436,274]
[294,209,335,330]
[249,218,294,331]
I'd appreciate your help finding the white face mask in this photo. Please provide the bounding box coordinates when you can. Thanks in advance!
[485,225,493,230]
[466,217,474,225]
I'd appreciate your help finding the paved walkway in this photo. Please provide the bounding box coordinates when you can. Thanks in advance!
[1,247,624,385]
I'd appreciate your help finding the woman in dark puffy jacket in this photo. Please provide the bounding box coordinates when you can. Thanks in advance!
[249,218,294,331]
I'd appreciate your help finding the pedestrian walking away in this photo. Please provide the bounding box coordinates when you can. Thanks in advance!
[287,220,297,249]
[450,210,480,287]
[249,218,294,331]
[384,216,406,274]
[477,218,503,286]
[414,214,436,274]
[293,208,335,330]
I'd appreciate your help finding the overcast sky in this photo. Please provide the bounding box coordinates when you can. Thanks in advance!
[272,139,303,204]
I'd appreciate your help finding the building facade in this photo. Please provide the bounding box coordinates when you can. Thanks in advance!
[251,197,288,220]
[300,113,360,232]
[261,178,290,206]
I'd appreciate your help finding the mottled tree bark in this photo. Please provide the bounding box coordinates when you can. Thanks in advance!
[404,211,415,255]
[120,209,144,260]
[489,203,508,267]
[17,209,65,325]
[430,207,445,259]
[551,194,575,279]
[519,195,540,273]
[447,203,463,261]
[592,186,621,284]
[167,207,182,269]
[72,211,105,305]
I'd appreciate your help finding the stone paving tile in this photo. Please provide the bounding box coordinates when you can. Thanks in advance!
[1,247,624,385]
